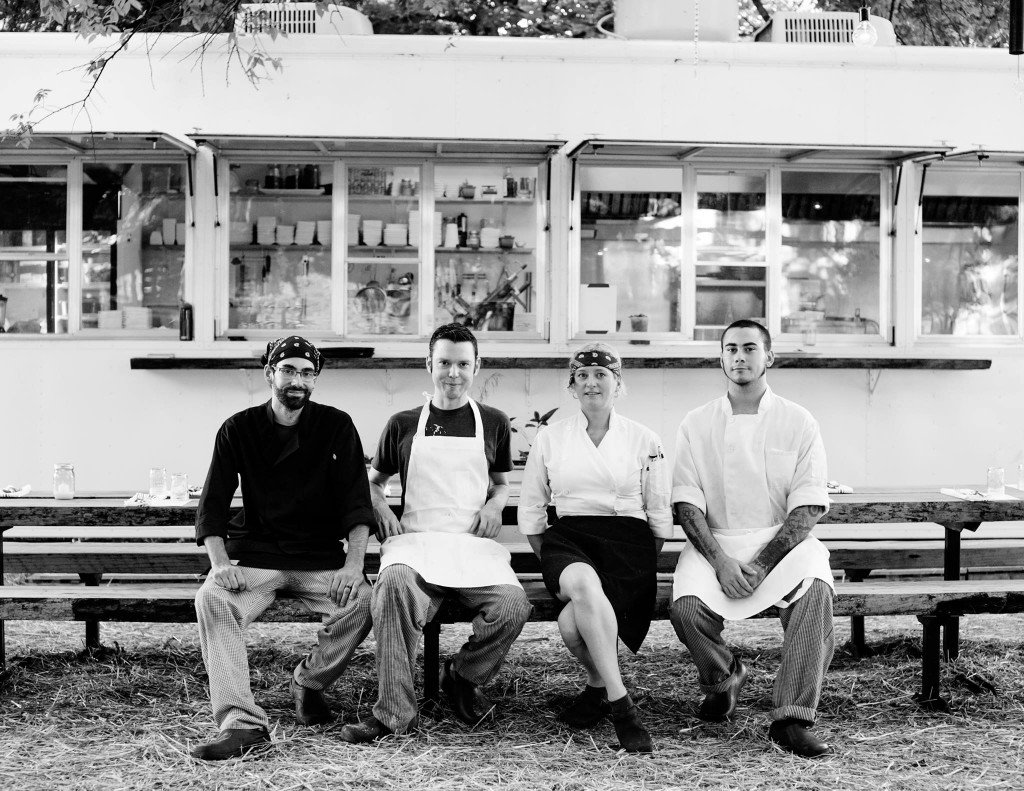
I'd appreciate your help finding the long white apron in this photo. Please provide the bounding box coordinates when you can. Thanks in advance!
[378,398,521,589]
[672,416,833,620]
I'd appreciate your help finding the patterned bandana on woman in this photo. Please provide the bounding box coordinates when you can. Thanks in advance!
[261,336,323,374]
[570,348,621,374]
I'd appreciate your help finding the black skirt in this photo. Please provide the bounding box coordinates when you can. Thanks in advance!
[539,514,657,653]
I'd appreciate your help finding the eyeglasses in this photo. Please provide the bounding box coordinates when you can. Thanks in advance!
[273,365,318,382]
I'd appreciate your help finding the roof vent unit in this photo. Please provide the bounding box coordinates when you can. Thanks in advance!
[754,12,896,45]
[236,3,373,35]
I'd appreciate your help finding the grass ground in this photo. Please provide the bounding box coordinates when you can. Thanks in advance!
[1,615,1022,790]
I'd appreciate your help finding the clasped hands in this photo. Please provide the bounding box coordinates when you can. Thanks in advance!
[714,556,768,599]
[373,500,503,540]
[211,562,361,606]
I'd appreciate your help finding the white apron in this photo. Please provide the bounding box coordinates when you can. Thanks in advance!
[672,415,833,620]
[378,398,521,589]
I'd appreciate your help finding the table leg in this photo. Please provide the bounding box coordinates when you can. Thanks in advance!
[80,573,102,651]
[423,620,441,704]
[1,527,6,675]
[916,615,948,711]
[939,521,979,660]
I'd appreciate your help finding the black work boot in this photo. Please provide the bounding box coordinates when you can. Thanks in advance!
[291,677,334,726]
[768,718,832,758]
[608,694,654,754]
[698,657,748,722]
[558,685,610,729]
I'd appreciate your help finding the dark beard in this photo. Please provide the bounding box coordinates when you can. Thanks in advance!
[273,383,310,411]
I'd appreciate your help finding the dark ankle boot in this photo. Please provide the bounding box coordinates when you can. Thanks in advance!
[608,694,654,754]
[557,685,609,729]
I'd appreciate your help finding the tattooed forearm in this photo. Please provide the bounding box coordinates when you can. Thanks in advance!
[674,502,724,565]
[752,504,826,574]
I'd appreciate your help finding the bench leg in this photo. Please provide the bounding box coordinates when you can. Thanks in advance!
[0,619,6,680]
[80,573,102,651]
[845,570,873,658]
[423,620,441,705]
[915,616,948,711]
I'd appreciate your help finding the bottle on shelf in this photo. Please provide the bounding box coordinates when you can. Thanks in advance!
[265,164,283,190]
[505,167,517,198]
[457,212,468,247]
[284,164,300,190]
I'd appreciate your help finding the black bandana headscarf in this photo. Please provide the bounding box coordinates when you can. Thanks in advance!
[261,336,323,374]
[570,348,622,374]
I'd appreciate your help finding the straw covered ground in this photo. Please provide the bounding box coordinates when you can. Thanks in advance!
[1,614,1022,791]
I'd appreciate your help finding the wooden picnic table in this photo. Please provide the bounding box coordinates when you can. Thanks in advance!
[3,487,1024,662]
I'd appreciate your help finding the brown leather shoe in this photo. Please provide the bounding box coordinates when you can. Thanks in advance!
[441,659,493,725]
[338,715,394,744]
[698,658,748,722]
[291,677,333,726]
[190,728,270,761]
[608,694,654,754]
[769,719,832,758]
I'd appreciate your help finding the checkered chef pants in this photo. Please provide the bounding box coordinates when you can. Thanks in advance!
[370,563,533,733]
[195,566,373,731]
[670,578,835,723]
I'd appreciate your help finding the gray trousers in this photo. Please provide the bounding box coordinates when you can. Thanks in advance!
[670,579,835,723]
[195,566,373,731]
[370,563,532,733]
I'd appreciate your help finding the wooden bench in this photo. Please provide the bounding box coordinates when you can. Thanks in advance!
[4,490,1024,709]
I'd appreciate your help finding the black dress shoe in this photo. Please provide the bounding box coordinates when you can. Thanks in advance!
[291,677,334,726]
[557,685,610,729]
[608,694,654,754]
[768,719,832,758]
[441,659,493,725]
[698,658,748,722]
[338,715,394,744]
[190,728,270,761]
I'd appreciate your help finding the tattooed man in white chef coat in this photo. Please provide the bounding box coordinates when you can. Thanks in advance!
[671,320,835,758]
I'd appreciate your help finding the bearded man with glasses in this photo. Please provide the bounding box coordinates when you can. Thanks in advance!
[191,336,375,760]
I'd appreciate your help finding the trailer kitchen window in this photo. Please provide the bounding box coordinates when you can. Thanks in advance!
[919,167,1020,339]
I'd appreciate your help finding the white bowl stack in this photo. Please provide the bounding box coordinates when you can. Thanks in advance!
[276,224,296,245]
[362,219,383,247]
[384,223,408,247]
[480,227,501,249]
[318,219,333,246]
[257,216,277,246]
[295,221,316,246]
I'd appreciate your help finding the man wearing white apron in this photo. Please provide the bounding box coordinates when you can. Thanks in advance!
[671,320,834,758]
[340,324,531,742]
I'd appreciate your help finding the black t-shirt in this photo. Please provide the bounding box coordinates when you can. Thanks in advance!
[372,401,512,507]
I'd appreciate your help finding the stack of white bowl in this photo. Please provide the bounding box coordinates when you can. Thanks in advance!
[257,217,277,246]
[480,227,501,249]
[229,221,252,245]
[295,221,316,246]
[362,219,383,247]
[384,223,408,247]
[317,220,332,246]
[277,225,296,245]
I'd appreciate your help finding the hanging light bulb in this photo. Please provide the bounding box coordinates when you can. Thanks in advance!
[851,5,879,48]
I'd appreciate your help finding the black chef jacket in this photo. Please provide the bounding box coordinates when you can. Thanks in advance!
[195,399,374,570]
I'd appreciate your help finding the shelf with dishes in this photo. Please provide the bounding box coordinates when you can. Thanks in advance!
[696,278,766,288]
[230,244,329,252]
[435,197,534,205]
[435,247,534,255]
[348,195,420,203]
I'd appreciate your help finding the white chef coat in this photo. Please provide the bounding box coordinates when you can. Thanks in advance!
[671,387,833,619]
[518,409,673,539]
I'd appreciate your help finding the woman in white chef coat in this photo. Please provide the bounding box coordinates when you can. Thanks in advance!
[518,343,672,754]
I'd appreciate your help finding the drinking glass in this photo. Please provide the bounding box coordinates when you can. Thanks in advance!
[170,473,188,501]
[986,466,1005,496]
[149,467,168,498]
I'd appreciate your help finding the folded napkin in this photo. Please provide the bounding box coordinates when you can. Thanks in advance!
[826,480,853,494]
[940,487,1019,502]
[1,484,31,498]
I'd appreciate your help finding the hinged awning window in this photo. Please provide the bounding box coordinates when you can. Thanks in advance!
[925,149,1024,166]
[566,139,953,166]
[190,135,565,162]
[0,131,196,156]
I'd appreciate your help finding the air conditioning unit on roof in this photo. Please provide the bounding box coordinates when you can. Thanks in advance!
[236,2,373,35]
[754,12,896,45]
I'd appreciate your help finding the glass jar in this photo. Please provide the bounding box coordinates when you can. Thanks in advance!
[53,463,75,500]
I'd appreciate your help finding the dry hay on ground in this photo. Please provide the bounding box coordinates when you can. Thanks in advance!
[1,616,1022,791]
